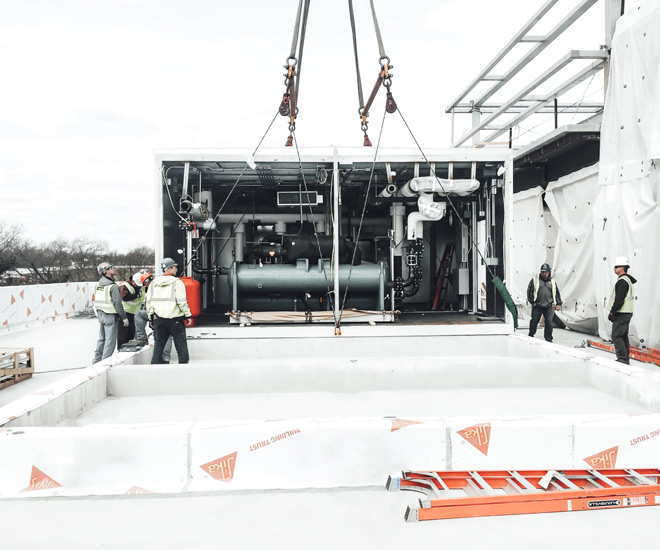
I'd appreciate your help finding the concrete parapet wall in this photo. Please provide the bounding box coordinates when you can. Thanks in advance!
[0,282,96,333]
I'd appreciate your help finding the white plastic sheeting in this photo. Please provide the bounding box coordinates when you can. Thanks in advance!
[593,0,660,349]
[510,187,556,323]
[545,164,600,334]
[512,2,660,348]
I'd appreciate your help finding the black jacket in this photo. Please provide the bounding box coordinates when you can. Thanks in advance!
[611,273,637,313]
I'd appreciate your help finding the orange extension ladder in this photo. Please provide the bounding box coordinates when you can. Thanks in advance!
[587,340,660,367]
[386,468,660,521]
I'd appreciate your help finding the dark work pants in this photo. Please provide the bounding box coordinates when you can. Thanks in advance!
[152,317,189,364]
[612,312,633,364]
[116,312,135,350]
[529,305,555,342]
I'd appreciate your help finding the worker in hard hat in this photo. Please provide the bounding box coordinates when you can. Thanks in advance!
[131,272,173,360]
[608,256,637,364]
[526,263,562,343]
[93,262,129,364]
[146,257,191,364]
[116,271,144,350]
[132,271,153,346]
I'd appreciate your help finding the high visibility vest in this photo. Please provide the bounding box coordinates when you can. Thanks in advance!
[119,282,143,315]
[532,276,557,305]
[146,276,192,319]
[609,274,634,313]
[94,282,118,314]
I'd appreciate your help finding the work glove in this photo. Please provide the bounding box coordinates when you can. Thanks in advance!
[184,317,192,327]
[148,318,154,329]
[122,318,129,328]
[608,311,616,322]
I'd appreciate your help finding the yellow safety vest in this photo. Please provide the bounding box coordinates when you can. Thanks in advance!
[94,282,118,314]
[532,276,557,305]
[609,274,634,313]
[146,275,192,319]
[119,282,143,315]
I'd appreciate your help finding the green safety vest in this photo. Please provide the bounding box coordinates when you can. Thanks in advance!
[119,282,143,315]
[609,274,634,313]
[533,276,557,305]
[94,283,118,314]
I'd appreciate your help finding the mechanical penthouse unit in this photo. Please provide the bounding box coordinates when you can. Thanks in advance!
[154,147,512,325]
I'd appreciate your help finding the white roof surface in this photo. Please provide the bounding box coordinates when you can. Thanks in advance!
[1,318,658,549]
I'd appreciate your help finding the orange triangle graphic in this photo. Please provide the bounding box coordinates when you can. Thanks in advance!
[22,466,62,491]
[41,295,46,303]
[54,310,58,316]
[48,295,52,302]
[60,299,65,306]
[2,320,7,325]
[391,418,422,432]
[583,445,619,469]
[125,486,154,494]
[26,307,31,317]
[200,452,238,482]
[10,295,15,305]
[19,290,24,299]
[72,304,76,310]
[65,313,69,319]
[458,422,492,456]
[77,285,80,291]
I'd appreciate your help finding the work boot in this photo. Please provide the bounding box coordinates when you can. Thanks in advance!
[127,339,147,347]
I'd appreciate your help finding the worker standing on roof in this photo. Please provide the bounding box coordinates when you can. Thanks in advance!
[146,258,191,364]
[93,262,128,364]
[608,256,637,364]
[527,263,562,343]
[116,271,144,350]
[132,271,153,347]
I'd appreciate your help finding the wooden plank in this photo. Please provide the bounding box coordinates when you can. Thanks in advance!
[0,347,34,391]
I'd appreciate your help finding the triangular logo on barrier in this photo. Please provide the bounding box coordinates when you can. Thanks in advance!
[27,307,31,317]
[458,422,492,456]
[48,295,52,302]
[19,290,24,299]
[41,295,45,303]
[60,299,64,306]
[200,452,238,482]
[391,418,422,432]
[10,295,15,305]
[22,466,61,491]
[125,486,154,494]
[583,446,618,469]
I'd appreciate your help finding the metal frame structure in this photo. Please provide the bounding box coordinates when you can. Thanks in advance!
[447,0,624,147]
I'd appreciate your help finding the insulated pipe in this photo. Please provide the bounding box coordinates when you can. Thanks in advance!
[234,223,246,263]
[378,183,397,199]
[391,204,405,257]
[406,199,447,240]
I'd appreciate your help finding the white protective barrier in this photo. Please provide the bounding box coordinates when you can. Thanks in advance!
[593,1,660,349]
[3,413,660,498]
[0,282,96,333]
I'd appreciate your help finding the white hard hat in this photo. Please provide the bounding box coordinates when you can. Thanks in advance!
[132,273,144,287]
[613,256,630,267]
[97,262,113,276]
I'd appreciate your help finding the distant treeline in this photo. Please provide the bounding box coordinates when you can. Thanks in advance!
[0,221,154,285]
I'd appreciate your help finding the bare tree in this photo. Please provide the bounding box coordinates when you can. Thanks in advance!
[109,245,155,281]
[14,238,71,284]
[69,237,107,282]
[0,221,21,279]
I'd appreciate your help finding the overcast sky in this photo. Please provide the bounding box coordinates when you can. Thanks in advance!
[0,0,627,252]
